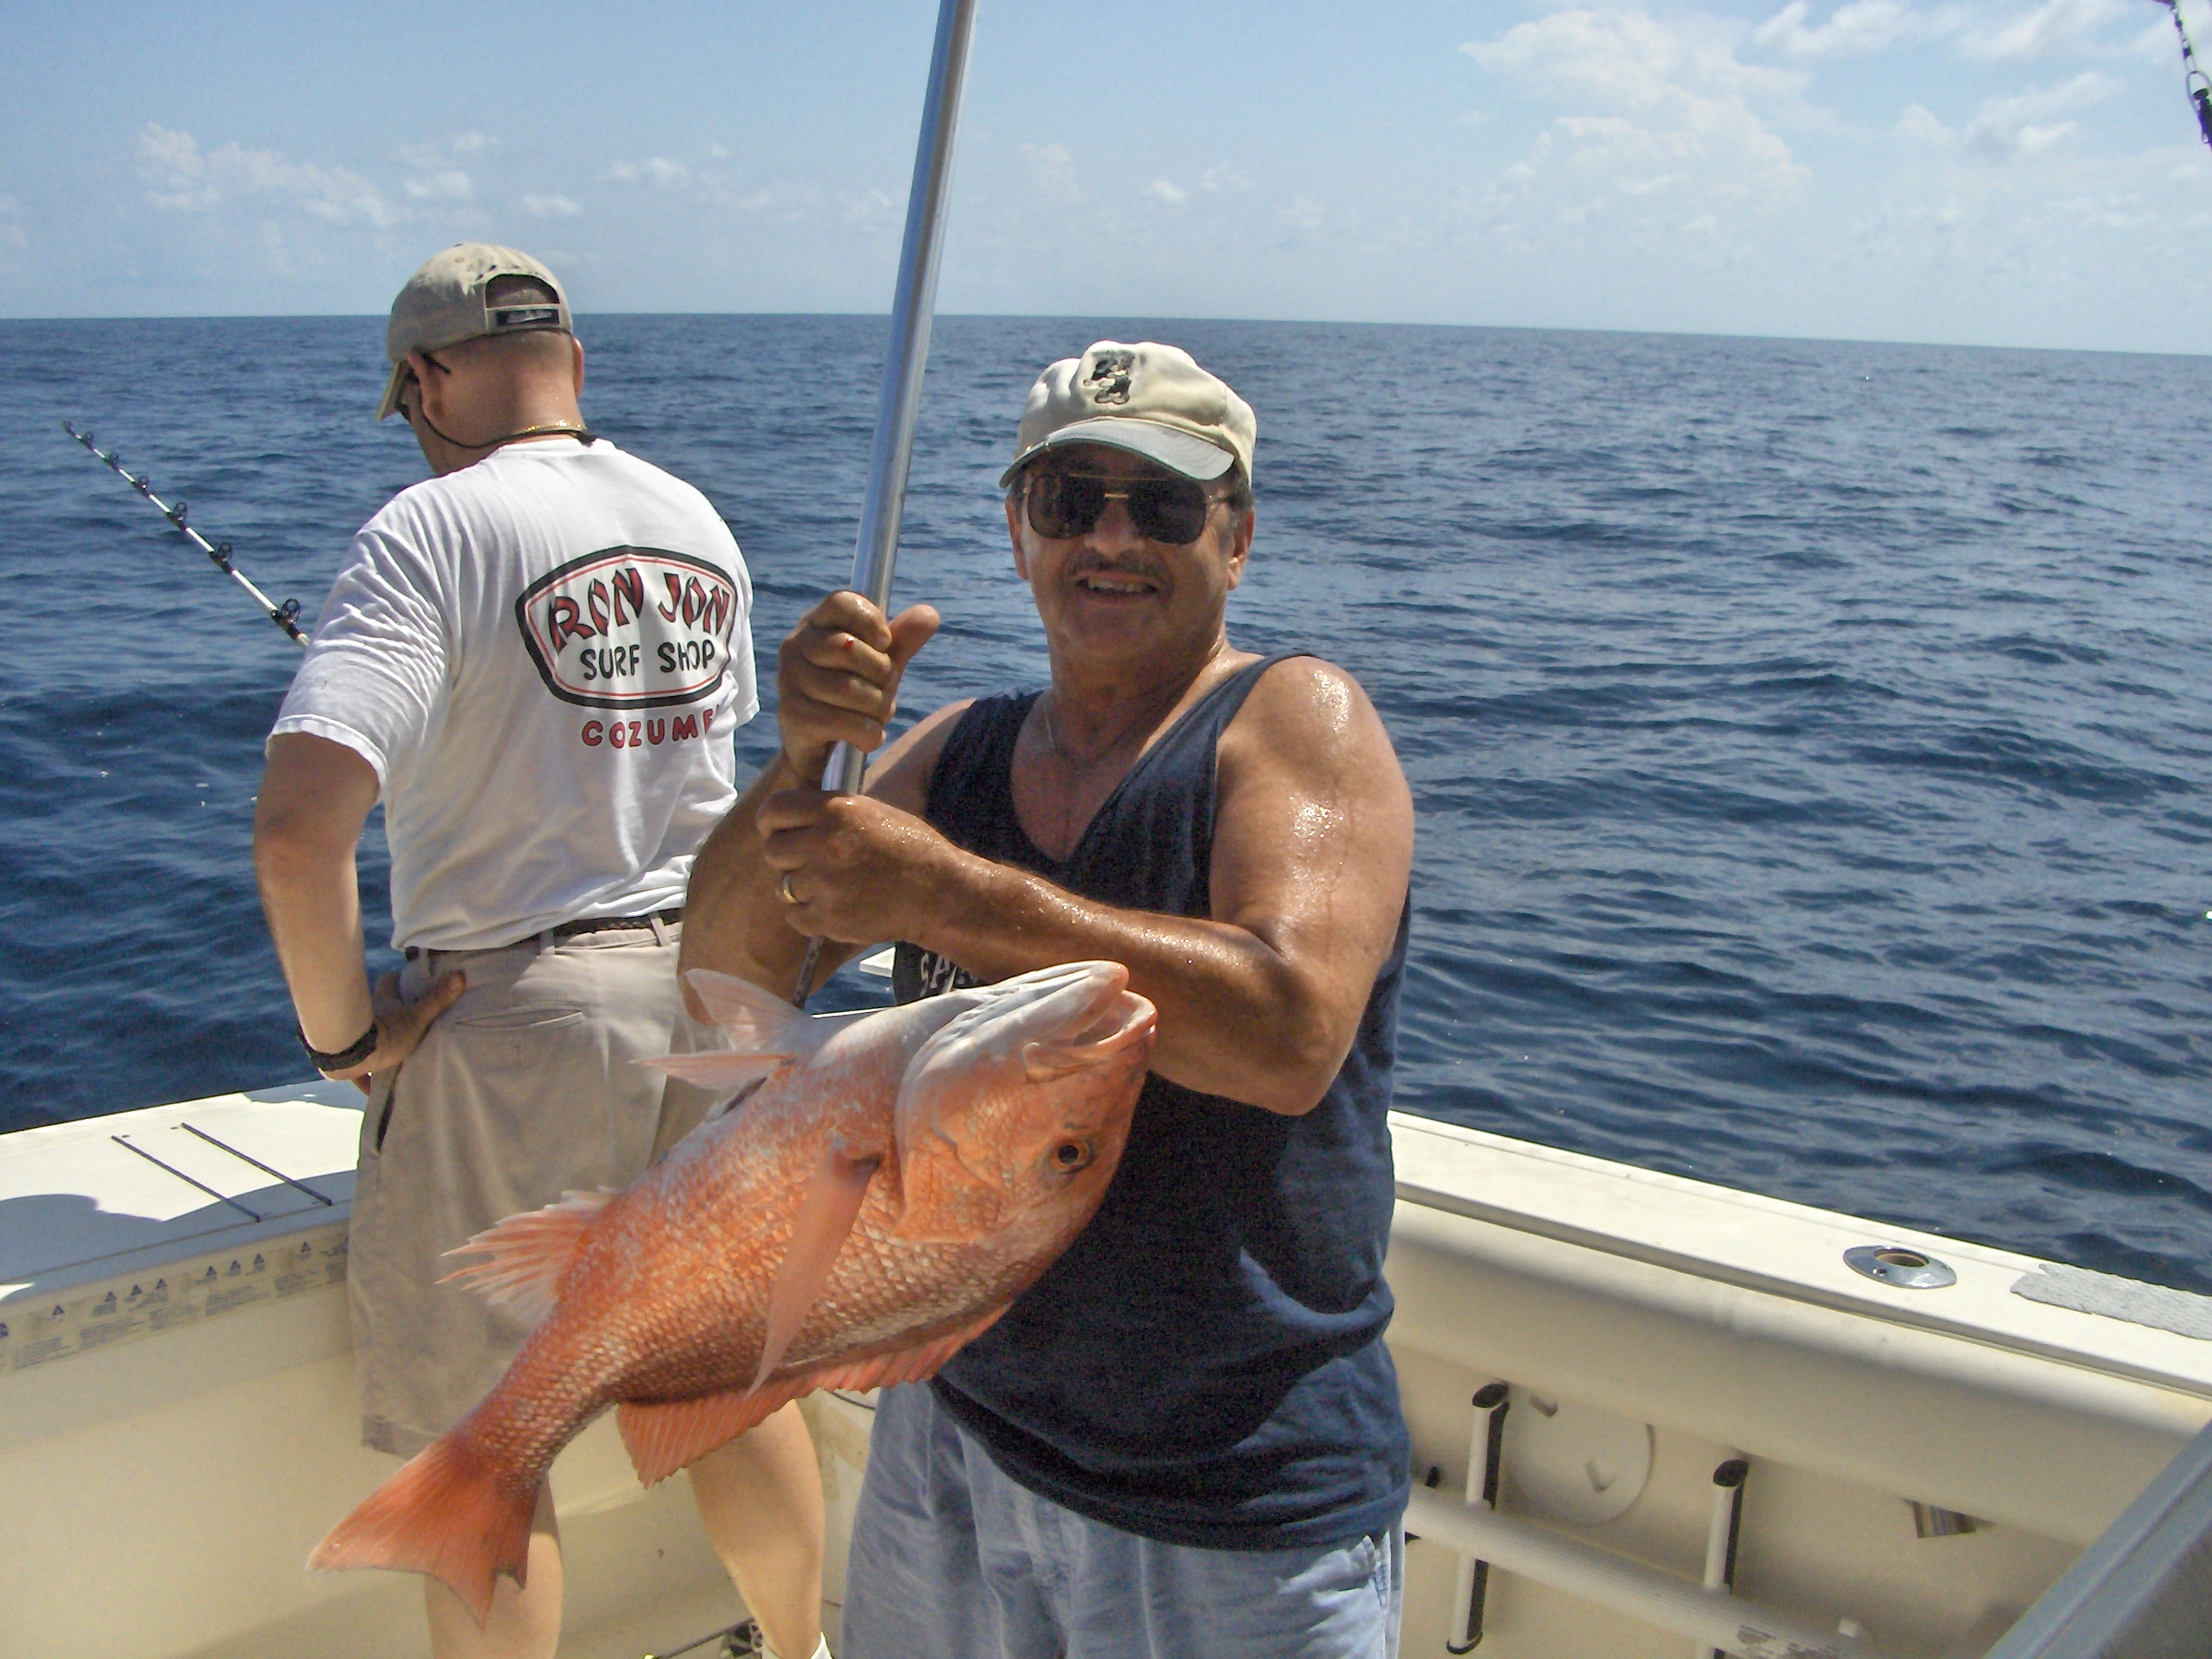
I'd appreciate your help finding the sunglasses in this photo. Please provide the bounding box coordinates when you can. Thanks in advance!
[1023,469,1220,545]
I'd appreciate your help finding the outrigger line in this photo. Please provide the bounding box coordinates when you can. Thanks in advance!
[60,420,308,646]
[2156,0,2212,152]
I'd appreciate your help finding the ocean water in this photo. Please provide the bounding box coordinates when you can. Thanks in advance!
[0,315,2205,1294]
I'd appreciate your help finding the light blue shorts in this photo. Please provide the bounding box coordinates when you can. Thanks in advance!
[841,1382,1404,1659]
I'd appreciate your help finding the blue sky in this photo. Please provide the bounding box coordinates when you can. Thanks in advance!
[5,0,2208,351]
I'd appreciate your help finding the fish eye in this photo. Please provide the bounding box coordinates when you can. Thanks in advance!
[1052,1141,1092,1171]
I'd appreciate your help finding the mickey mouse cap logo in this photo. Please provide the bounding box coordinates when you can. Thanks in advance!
[1087,349,1136,406]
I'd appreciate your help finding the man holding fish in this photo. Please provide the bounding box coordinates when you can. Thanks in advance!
[683,342,1416,1657]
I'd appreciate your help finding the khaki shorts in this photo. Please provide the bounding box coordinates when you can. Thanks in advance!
[349,923,713,1456]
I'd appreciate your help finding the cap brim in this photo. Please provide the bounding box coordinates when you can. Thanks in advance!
[375,360,409,422]
[998,418,1237,489]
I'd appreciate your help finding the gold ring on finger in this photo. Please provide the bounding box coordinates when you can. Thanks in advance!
[777,872,801,906]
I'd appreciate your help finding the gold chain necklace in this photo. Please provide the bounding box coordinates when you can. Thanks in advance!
[1042,692,1115,776]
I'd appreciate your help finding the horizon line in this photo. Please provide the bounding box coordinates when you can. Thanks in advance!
[0,310,2204,364]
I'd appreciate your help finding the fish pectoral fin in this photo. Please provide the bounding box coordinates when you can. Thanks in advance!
[437,1190,613,1326]
[752,1142,881,1393]
[617,1390,781,1489]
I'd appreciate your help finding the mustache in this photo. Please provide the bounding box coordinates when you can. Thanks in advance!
[1067,555,1164,584]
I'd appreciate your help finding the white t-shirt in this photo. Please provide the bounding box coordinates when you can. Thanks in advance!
[272,440,758,951]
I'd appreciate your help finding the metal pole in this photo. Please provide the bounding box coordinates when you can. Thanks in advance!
[793,0,978,1002]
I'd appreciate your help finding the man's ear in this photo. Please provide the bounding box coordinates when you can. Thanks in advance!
[1222,506,1255,591]
[570,335,586,396]
[405,349,446,420]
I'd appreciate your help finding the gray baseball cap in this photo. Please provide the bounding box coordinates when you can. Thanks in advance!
[999,342,1257,488]
[375,243,573,421]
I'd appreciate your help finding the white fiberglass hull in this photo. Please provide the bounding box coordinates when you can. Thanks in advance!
[2,1084,2206,1658]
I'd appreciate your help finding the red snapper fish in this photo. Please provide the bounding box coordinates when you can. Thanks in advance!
[310,959,1155,1623]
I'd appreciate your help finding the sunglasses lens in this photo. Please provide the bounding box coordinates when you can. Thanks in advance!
[1027,473,1107,540]
[1128,479,1211,544]
[1026,472,1214,544]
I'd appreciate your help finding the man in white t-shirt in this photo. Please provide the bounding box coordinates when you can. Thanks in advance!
[252,244,828,1659]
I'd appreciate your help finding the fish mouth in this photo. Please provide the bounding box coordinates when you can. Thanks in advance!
[1067,991,1155,1059]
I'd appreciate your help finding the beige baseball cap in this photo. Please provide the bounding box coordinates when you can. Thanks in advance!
[374,242,574,421]
[999,341,1256,487]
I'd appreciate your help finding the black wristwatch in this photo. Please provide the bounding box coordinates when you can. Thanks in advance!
[299,1021,378,1073]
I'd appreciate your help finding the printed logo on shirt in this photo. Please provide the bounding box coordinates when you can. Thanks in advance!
[515,545,738,710]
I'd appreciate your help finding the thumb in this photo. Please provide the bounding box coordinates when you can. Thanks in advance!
[422,969,468,1015]
[886,605,941,675]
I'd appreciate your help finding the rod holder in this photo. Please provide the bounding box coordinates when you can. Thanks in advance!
[1698,1455,1750,1659]
[1447,1381,1513,1652]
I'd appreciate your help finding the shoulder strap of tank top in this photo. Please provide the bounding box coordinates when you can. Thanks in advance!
[1109,650,1307,798]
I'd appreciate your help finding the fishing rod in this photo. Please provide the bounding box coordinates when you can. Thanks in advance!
[60,420,308,646]
[792,0,978,1004]
[2155,0,2212,151]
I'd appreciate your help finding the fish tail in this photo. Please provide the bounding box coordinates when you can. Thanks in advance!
[308,1431,537,1627]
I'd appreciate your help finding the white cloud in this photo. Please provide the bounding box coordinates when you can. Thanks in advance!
[1145,179,1190,205]
[520,192,581,217]
[1896,102,1952,141]
[404,169,473,203]
[135,124,395,225]
[606,156,689,188]
[1462,9,1810,234]
[1467,8,1808,112]
[1199,161,1254,194]
[1753,0,1916,61]
[1962,70,2118,156]
[706,142,730,159]
[1020,142,1078,204]
[1962,0,2134,61]
[397,133,496,169]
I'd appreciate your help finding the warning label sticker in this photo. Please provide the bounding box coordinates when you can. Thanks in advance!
[0,1224,349,1375]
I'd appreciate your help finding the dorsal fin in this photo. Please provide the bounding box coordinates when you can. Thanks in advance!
[437,1190,613,1326]
[638,1049,789,1095]
[643,975,877,1100]
[685,968,812,1051]
[614,1307,1008,1486]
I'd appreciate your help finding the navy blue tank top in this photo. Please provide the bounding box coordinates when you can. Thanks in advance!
[893,654,1411,1550]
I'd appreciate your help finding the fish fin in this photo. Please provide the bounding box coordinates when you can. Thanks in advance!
[637,1049,788,1094]
[685,968,812,1050]
[617,1390,780,1487]
[614,1309,1009,1486]
[798,1308,1008,1395]
[644,974,877,1095]
[308,1431,535,1628]
[437,1190,612,1326]
[752,1142,881,1391]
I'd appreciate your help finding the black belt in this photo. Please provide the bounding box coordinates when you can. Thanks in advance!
[404,906,683,960]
